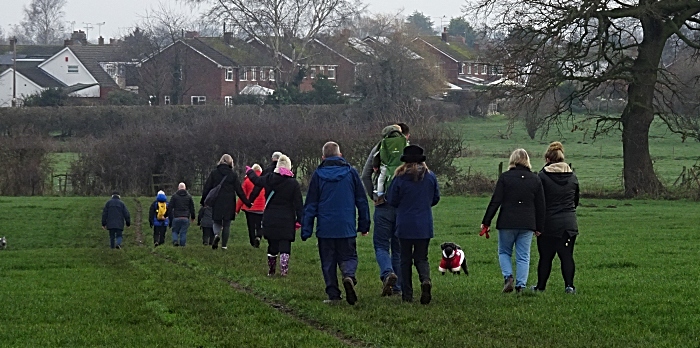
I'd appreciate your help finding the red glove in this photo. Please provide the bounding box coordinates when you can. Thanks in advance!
[480,225,490,239]
[295,222,301,230]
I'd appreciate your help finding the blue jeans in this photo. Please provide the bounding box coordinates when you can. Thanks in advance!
[498,229,534,288]
[171,218,190,246]
[373,204,401,292]
[318,237,358,300]
[108,229,123,249]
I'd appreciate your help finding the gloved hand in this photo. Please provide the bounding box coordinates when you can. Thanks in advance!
[480,224,490,239]
[295,222,301,230]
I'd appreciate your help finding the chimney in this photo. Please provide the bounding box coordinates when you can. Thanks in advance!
[110,38,116,45]
[441,27,448,42]
[71,30,88,45]
[64,39,74,47]
[185,31,199,39]
[223,32,233,44]
[98,36,105,45]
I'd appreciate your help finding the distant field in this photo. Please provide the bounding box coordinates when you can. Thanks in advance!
[1,196,698,347]
[451,115,700,193]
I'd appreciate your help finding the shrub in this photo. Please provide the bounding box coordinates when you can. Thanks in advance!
[0,135,53,195]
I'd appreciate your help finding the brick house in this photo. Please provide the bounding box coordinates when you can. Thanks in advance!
[139,35,277,105]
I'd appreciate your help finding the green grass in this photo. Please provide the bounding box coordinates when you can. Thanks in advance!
[450,115,700,193]
[1,197,699,347]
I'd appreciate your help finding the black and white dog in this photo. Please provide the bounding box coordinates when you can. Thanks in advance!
[1,236,6,250]
[438,242,468,275]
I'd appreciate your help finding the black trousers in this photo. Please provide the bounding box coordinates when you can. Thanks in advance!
[201,227,214,245]
[244,211,263,245]
[318,237,358,300]
[267,239,292,256]
[536,234,577,290]
[399,238,431,300]
[153,225,166,245]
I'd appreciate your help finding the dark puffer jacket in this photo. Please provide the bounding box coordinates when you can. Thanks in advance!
[201,164,251,222]
[168,189,195,220]
[538,162,579,237]
[482,165,545,232]
[102,195,131,230]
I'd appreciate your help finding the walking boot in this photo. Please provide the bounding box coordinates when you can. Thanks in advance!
[280,253,290,276]
[267,255,277,276]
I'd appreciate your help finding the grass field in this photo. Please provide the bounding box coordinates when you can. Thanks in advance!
[1,196,698,347]
[450,115,700,193]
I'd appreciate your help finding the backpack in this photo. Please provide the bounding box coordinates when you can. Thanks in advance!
[156,202,167,221]
[374,130,408,191]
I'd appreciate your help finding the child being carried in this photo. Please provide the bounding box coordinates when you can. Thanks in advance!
[372,124,408,204]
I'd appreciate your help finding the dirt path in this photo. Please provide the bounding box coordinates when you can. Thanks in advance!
[150,251,368,347]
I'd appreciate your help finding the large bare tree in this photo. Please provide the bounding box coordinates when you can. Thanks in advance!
[186,0,361,84]
[467,0,700,197]
[19,0,68,45]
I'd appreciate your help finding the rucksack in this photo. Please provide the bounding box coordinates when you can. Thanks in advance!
[204,175,228,207]
[374,130,408,191]
[156,202,167,221]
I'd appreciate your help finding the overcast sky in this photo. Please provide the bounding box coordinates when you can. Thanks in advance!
[0,0,466,42]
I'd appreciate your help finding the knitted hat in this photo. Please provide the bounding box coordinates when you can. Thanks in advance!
[275,154,292,173]
[156,190,167,202]
[400,145,426,163]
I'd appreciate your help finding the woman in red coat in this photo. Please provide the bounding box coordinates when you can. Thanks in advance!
[236,163,267,248]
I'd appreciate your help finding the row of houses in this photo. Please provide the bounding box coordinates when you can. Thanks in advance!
[0,29,504,107]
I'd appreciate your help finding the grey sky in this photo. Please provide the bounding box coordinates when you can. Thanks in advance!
[1,0,466,42]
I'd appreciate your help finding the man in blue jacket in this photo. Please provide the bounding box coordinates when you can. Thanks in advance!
[101,191,131,249]
[302,141,370,305]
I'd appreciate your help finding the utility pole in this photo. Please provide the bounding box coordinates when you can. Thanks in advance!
[10,37,17,107]
[95,22,106,37]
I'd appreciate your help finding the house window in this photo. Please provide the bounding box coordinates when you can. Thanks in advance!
[251,68,257,81]
[319,66,324,77]
[327,66,336,79]
[224,96,233,107]
[191,96,206,105]
[269,68,275,81]
[67,65,79,73]
[149,95,156,106]
[481,64,488,75]
[240,68,248,81]
[309,67,316,79]
[467,64,472,75]
[459,63,464,75]
[164,96,171,105]
[104,63,116,77]
[225,67,234,81]
[259,68,267,81]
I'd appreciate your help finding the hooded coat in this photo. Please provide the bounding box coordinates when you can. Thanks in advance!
[387,165,440,239]
[102,195,131,230]
[301,156,370,240]
[538,162,579,237]
[201,164,250,222]
[246,170,303,241]
[235,169,266,214]
[149,192,170,227]
[168,189,195,220]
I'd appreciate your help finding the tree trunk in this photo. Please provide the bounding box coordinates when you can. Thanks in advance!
[620,17,666,197]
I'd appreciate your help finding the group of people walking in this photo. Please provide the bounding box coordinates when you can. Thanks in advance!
[481,142,579,294]
[101,123,579,305]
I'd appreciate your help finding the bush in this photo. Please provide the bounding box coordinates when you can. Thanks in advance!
[0,135,53,195]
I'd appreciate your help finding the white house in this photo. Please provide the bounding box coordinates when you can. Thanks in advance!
[38,47,101,98]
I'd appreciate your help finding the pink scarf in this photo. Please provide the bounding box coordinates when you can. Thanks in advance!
[278,167,294,177]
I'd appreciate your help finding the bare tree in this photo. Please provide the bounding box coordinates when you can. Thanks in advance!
[467,0,700,197]
[342,10,404,37]
[19,0,67,44]
[355,32,444,120]
[186,0,362,85]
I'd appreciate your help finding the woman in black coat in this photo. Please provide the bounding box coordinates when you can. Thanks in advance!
[482,148,545,293]
[533,142,579,294]
[201,154,251,250]
[246,154,303,277]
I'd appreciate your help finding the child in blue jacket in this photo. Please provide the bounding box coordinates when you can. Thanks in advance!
[148,190,169,247]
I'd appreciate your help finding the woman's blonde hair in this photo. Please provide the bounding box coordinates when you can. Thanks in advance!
[395,162,429,181]
[508,148,531,169]
[218,154,234,167]
[251,163,262,172]
[544,141,565,163]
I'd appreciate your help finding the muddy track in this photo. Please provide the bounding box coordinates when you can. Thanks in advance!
[150,250,369,348]
[132,198,144,246]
